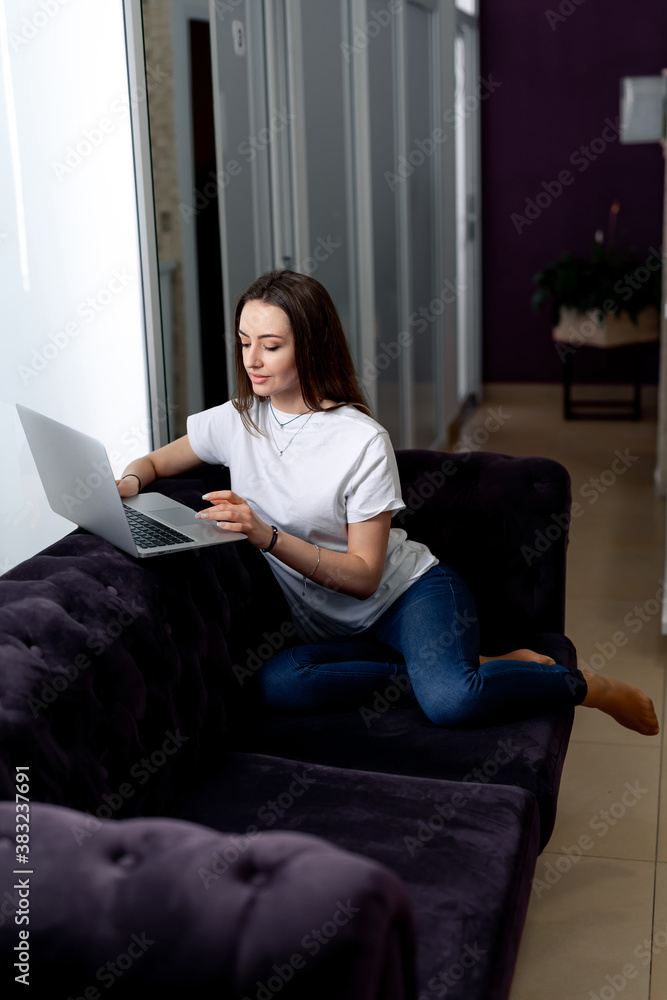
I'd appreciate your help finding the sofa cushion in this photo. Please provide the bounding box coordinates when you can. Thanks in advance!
[229,693,573,852]
[0,802,417,998]
[172,752,541,1000]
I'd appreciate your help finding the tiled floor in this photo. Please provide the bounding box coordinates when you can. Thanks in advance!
[459,383,667,1000]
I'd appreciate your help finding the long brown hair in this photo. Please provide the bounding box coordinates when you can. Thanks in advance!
[232,269,372,433]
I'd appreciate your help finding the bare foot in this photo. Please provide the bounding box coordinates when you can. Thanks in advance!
[581,669,660,736]
[479,648,556,666]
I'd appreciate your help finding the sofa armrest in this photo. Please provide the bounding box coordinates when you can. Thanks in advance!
[0,803,417,998]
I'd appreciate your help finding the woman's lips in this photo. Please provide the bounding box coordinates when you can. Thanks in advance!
[249,374,270,383]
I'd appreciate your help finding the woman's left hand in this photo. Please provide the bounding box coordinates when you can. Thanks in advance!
[195,490,271,549]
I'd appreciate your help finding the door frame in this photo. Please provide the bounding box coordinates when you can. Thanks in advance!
[170,0,210,418]
[455,4,482,412]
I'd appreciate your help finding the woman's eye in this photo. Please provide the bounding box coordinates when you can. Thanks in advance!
[265,346,279,352]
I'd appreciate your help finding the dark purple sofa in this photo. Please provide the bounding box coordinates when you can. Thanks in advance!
[0,449,579,998]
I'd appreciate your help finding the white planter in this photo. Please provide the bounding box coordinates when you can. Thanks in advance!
[553,305,660,349]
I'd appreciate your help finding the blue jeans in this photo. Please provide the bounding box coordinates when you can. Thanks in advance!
[259,563,588,727]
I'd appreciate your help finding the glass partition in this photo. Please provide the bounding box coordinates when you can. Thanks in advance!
[407,0,439,447]
[367,11,401,443]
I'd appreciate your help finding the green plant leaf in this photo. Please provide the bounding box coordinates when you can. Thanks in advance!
[531,241,662,327]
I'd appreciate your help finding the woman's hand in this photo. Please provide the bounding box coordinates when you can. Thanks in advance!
[115,476,141,498]
[193,501,391,599]
[196,490,271,548]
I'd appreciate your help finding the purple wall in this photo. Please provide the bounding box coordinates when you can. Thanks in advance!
[479,0,666,383]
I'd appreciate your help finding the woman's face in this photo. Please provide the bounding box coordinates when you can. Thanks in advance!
[238,300,304,410]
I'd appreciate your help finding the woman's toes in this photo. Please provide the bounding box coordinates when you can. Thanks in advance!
[480,649,556,665]
[515,648,556,665]
[582,672,660,736]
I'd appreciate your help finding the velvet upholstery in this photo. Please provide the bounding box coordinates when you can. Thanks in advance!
[0,510,276,812]
[0,803,417,998]
[230,697,573,849]
[392,450,571,643]
[0,449,578,996]
[172,752,541,1000]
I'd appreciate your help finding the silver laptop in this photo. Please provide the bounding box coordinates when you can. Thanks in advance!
[17,404,246,558]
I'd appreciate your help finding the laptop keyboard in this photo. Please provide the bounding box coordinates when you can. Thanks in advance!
[123,504,193,549]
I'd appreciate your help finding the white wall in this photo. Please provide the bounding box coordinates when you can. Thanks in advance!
[0,0,154,572]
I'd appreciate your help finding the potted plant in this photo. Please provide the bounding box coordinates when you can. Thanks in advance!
[531,202,662,350]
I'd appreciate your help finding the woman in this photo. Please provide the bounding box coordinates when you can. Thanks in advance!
[117,269,658,735]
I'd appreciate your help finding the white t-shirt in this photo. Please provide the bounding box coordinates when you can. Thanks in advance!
[187,399,437,642]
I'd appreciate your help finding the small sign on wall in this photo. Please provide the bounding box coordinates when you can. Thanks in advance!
[620,76,667,143]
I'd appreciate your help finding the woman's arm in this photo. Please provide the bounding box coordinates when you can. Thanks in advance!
[197,490,392,600]
[116,435,204,497]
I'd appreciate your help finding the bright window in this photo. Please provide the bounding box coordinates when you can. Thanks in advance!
[0,0,151,571]
[456,0,477,15]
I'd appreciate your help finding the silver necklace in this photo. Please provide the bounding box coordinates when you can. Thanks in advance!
[268,409,316,456]
[269,399,310,428]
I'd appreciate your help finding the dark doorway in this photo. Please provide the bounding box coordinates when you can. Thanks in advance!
[189,19,227,408]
